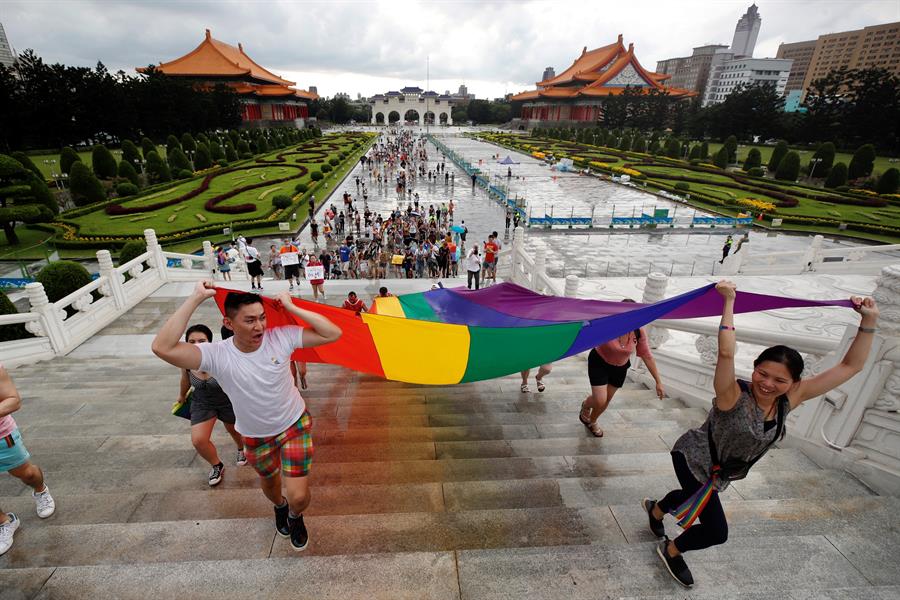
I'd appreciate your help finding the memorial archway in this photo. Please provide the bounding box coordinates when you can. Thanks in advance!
[424,111,435,125]
[388,111,401,124]
[439,112,449,125]
[374,112,385,124]
[404,109,420,125]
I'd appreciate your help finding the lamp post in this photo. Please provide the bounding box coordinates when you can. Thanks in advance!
[43,159,60,191]
[809,157,823,180]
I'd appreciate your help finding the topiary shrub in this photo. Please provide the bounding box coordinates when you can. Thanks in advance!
[35,261,93,303]
[877,168,900,195]
[825,163,849,189]
[713,146,729,169]
[310,170,324,181]
[329,157,340,166]
[848,144,876,180]
[60,146,81,175]
[768,140,788,172]
[176,169,194,179]
[69,161,107,206]
[216,159,228,168]
[118,241,146,266]
[321,164,332,173]
[747,167,765,177]
[91,145,118,179]
[674,182,690,191]
[117,160,140,186]
[775,151,801,181]
[272,194,292,209]
[743,148,762,171]
[0,289,32,342]
[116,182,139,197]
[295,182,308,193]
[11,152,42,178]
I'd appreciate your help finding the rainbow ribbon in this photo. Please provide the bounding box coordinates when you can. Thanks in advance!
[670,467,719,529]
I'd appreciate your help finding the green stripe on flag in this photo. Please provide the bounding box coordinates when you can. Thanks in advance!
[399,293,441,321]
[460,322,583,382]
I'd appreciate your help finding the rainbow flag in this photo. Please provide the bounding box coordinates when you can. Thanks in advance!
[213,283,851,385]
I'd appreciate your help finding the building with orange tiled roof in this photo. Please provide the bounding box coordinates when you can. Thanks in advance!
[511,35,695,127]
[137,30,317,128]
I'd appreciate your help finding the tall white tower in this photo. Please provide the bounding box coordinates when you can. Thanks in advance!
[0,22,16,68]
[730,4,761,58]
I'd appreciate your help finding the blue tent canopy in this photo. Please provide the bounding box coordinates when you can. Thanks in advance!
[497,156,519,165]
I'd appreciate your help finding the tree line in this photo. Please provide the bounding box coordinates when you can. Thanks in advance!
[0,49,243,152]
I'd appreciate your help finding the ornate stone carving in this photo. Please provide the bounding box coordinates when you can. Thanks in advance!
[129,264,144,279]
[72,293,94,313]
[695,334,719,364]
[800,353,826,380]
[180,258,192,270]
[25,320,45,337]
[606,64,647,87]
[875,370,900,411]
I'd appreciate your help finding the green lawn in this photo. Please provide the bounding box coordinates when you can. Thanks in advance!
[28,146,168,179]
[61,133,371,242]
[701,142,898,177]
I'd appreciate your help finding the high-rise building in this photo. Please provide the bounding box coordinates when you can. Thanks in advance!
[541,66,555,82]
[308,86,318,95]
[0,22,16,68]
[703,56,792,106]
[655,44,728,97]
[458,84,468,97]
[731,4,762,58]
[799,22,900,98]
[776,39,817,93]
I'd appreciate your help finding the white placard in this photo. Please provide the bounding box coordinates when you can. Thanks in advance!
[280,252,299,266]
[771,218,783,227]
[305,265,325,281]
[278,222,290,231]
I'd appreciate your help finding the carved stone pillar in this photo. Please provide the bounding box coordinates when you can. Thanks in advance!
[564,275,579,298]
[532,245,547,290]
[97,249,126,309]
[25,282,69,353]
[511,226,525,286]
[642,272,670,348]
[802,234,825,272]
[203,241,216,277]
[144,229,169,282]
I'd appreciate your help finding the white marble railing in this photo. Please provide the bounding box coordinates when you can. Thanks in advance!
[1,229,246,368]
[505,225,900,495]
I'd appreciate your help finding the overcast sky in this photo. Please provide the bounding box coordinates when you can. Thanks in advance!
[2,0,898,99]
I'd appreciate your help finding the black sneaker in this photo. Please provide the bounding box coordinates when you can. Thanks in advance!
[641,498,666,538]
[274,503,290,538]
[288,514,309,551]
[208,463,224,487]
[656,537,694,588]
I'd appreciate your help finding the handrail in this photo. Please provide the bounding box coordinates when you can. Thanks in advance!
[53,275,106,310]
[116,252,153,274]
[0,312,39,325]
[162,250,204,260]
[654,318,840,354]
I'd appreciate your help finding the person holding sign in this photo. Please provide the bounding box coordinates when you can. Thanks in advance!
[279,239,302,293]
[305,255,326,303]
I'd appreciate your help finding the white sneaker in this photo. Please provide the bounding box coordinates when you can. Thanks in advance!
[0,513,20,555]
[236,449,248,466]
[34,486,56,518]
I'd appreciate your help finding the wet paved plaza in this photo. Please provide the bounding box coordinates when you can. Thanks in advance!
[284,128,881,279]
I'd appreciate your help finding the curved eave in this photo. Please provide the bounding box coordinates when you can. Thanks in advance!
[536,35,625,86]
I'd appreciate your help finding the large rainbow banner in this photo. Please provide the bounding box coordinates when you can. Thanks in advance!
[213,283,852,385]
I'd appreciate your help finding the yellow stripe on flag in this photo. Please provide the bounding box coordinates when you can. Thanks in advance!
[371,296,405,317]
[361,314,469,384]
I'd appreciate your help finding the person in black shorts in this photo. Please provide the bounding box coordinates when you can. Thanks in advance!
[178,324,246,486]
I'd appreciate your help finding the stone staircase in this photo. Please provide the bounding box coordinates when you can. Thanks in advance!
[1,295,898,599]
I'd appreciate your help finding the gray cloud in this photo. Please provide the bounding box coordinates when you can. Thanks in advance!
[1,0,898,97]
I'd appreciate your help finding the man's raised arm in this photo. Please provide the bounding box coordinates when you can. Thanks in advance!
[151,281,216,369]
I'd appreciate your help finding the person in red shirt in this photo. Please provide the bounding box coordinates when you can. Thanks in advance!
[342,292,367,315]
[579,299,665,437]
[482,235,499,283]
[306,255,326,303]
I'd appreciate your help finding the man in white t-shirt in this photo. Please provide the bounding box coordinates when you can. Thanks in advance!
[152,282,341,552]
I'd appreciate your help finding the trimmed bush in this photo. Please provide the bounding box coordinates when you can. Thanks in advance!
[120,139,142,167]
[723,135,738,163]
[688,145,701,160]
[0,289,32,342]
[167,147,192,173]
[295,182,309,193]
[664,138,680,159]
[237,140,251,156]
[632,137,647,153]
[713,146,729,169]
[140,137,156,160]
[145,150,171,183]
[69,161,107,206]
[774,151,801,181]
[848,144,876,180]
[224,143,238,163]
[115,182,139,197]
[321,164,332,173]
[60,146,81,175]
[11,152,42,178]
[809,142,835,178]
[747,167,765,177]
[193,142,212,170]
[35,261,93,303]
[700,141,709,159]
[272,194,292,209]
[209,142,225,162]
[743,148,762,171]
[768,140,788,172]
[329,157,340,166]
[674,182,690,191]
[91,145,118,179]
[166,134,182,156]
[825,162,848,189]
[310,170,324,181]
[118,241,146,266]
[175,169,194,180]
[877,168,900,195]
[216,159,229,168]
[180,133,197,153]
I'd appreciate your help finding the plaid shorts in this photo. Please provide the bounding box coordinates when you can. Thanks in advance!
[243,412,314,478]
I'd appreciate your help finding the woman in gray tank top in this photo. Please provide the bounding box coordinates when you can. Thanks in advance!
[642,280,879,588]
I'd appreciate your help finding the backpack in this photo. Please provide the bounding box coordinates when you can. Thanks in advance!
[217,251,226,266]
